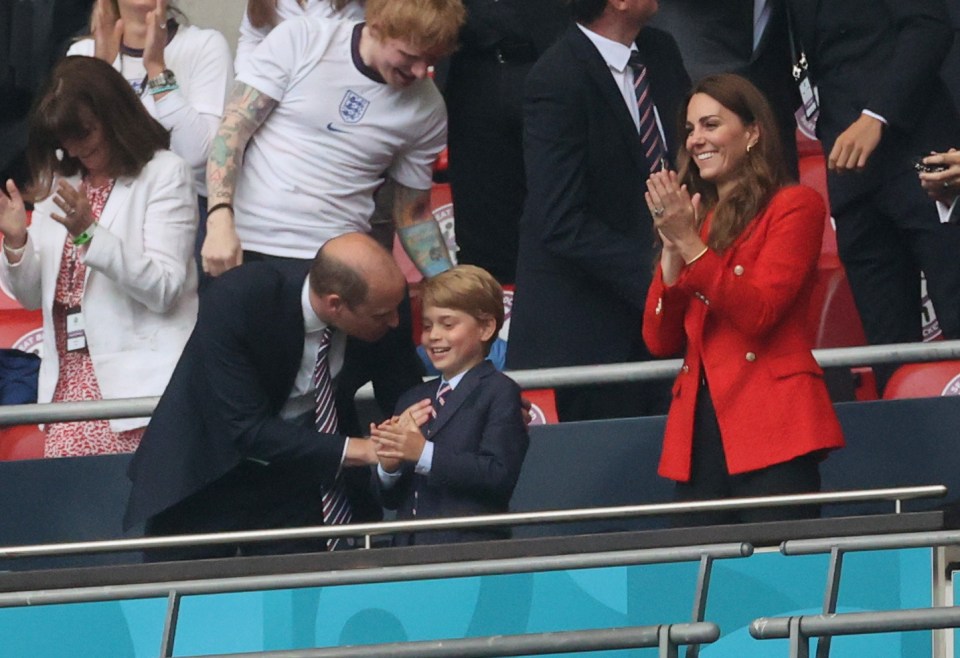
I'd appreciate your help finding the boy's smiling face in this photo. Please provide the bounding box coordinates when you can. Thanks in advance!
[421,305,496,380]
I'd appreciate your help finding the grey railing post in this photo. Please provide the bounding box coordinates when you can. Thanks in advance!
[788,617,809,658]
[815,546,844,658]
[160,590,182,658]
[685,554,714,658]
[659,624,679,658]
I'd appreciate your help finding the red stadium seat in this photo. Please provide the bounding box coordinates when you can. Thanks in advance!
[797,134,877,400]
[0,424,44,460]
[525,388,558,425]
[882,361,960,400]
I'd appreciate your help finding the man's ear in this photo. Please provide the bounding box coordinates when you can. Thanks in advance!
[313,292,344,324]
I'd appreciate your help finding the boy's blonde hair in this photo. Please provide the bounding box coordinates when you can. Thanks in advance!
[421,265,504,354]
[365,0,466,57]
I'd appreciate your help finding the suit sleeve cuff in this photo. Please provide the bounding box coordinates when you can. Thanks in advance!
[414,440,434,475]
[861,109,888,125]
[377,463,403,489]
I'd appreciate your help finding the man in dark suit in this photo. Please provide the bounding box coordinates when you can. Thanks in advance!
[445,0,569,284]
[506,0,690,421]
[786,0,960,381]
[125,233,425,560]
[651,0,800,175]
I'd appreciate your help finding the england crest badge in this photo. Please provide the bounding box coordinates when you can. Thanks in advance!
[339,90,370,124]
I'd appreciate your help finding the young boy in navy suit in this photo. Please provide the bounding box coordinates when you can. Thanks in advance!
[372,265,529,545]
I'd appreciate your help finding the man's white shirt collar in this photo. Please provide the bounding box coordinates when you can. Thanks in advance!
[576,23,636,73]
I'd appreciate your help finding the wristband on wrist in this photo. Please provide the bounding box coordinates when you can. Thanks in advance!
[685,245,709,265]
[148,83,179,96]
[3,239,26,256]
[72,224,96,246]
[207,202,234,216]
[146,68,177,91]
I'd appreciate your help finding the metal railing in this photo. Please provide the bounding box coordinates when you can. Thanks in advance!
[751,607,960,658]
[749,529,960,658]
[184,623,721,658]
[1,340,959,425]
[0,542,750,658]
[0,486,943,560]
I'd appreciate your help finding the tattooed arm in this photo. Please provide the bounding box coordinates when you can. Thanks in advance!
[202,82,278,277]
[391,182,452,278]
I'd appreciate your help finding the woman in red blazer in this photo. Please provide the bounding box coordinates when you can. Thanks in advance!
[643,73,844,524]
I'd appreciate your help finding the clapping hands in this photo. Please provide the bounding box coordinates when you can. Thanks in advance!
[370,398,433,473]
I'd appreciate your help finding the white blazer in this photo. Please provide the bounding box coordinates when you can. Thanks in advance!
[0,150,199,431]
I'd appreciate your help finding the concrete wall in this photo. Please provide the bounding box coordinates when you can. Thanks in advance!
[177,0,246,54]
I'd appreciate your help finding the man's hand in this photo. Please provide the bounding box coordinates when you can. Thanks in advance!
[201,208,243,276]
[343,436,377,466]
[919,148,960,205]
[370,422,401,473]
[828,114,884,173]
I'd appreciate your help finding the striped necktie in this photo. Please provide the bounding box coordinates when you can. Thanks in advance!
[627,51,667,174]
[432,381,453,418]
[313,327,352,550]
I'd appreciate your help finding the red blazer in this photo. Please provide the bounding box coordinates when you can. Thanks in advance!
[643,185,845,482]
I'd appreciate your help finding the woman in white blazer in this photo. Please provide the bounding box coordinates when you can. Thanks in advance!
[0,56,198,457]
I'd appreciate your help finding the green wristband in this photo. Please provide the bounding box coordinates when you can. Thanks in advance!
[72,229,94,246]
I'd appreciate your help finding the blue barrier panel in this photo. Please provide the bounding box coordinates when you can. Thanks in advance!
[0,548,933,657]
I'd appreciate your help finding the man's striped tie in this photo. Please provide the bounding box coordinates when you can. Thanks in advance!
[628,51,667,174]
[314,327,352,550]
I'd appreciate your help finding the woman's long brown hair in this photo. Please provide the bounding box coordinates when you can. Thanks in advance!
[25,56,170,201]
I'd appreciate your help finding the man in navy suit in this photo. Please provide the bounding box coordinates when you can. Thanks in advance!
[506,0,690,421]
[125,233,425,560]
[786,0,960,382]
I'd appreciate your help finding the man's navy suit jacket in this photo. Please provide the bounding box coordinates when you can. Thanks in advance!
[507,24,690,371]
[124,260,388,530]
[787,0,960,211]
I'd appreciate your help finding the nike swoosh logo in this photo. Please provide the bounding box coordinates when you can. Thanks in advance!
[326,122,350,134]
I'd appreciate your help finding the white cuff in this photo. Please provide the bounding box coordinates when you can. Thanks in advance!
[414,440,434,475]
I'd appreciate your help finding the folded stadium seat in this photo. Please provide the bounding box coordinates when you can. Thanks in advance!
[797,130,876,400]
[882,361,960,400]
[0,424,44,460]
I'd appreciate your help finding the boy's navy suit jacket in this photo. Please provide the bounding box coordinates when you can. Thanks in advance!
[379,360,529,546]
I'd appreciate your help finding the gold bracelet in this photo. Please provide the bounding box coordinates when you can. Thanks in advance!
[685,246,709,265]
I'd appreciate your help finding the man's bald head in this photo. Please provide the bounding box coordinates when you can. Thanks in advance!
[309,233,407,341]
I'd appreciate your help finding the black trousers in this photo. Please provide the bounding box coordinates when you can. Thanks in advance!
[445,52,533,285]
[673,381,822,526]
[144,459,330,561]
[833,170,960,388]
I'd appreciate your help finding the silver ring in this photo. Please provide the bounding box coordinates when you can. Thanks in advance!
[67,208,77,217]
[652,207,665,217]
[945,182,952,190]
[159,23,167,29]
